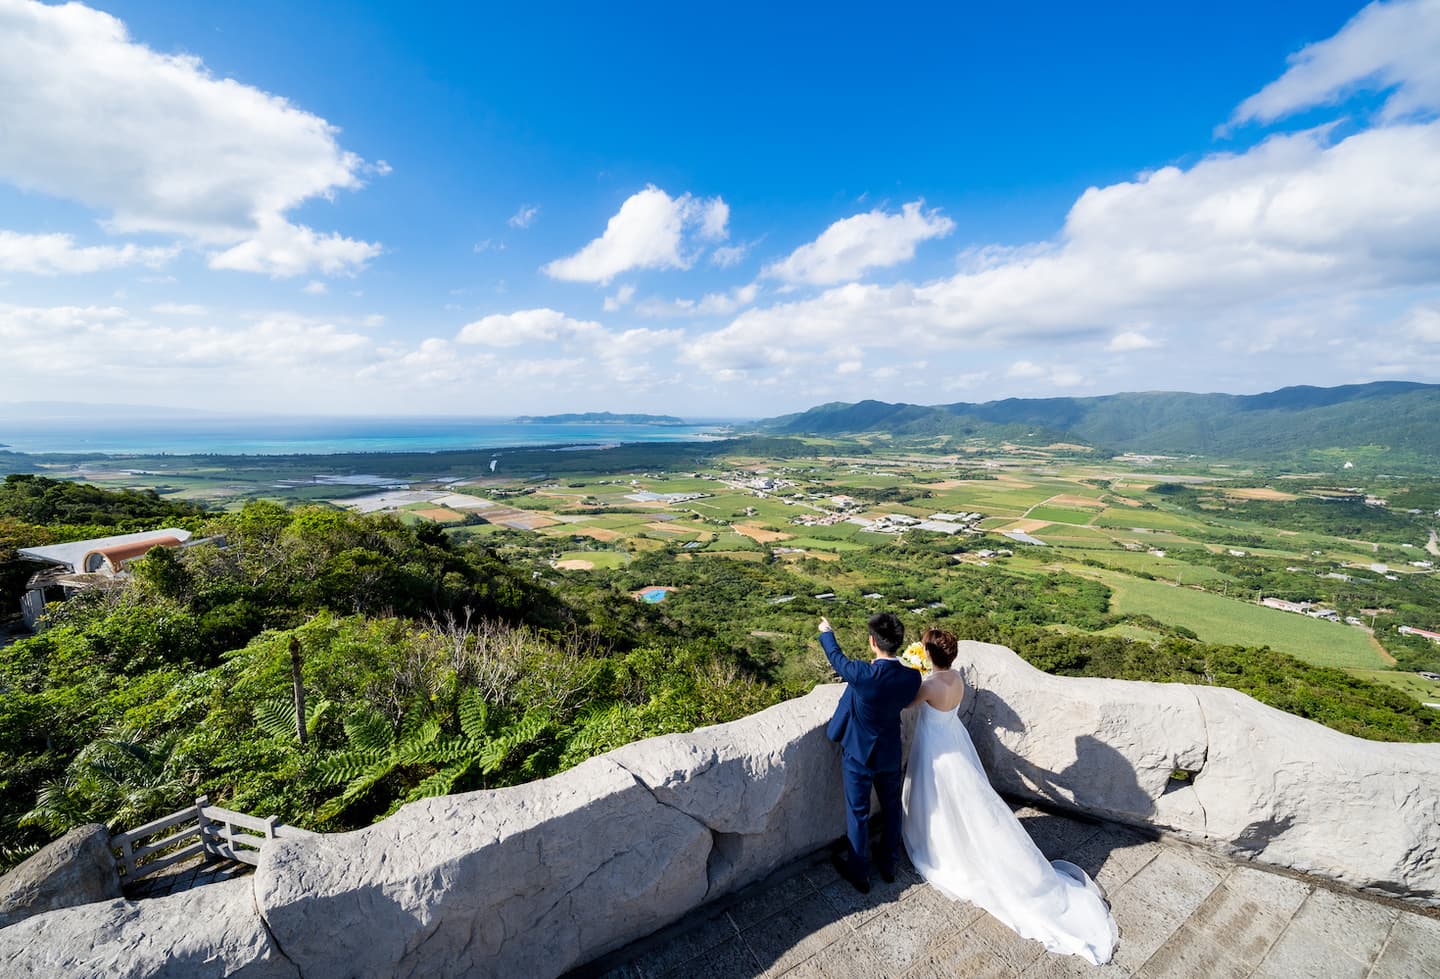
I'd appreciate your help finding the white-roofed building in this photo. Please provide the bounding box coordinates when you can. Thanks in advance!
[17,528,194,626]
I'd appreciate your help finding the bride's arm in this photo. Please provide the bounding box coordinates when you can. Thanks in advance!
[907,676,933,709]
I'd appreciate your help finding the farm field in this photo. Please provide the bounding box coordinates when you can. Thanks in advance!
[1092,570,1392,669]
[12,432,1438,718]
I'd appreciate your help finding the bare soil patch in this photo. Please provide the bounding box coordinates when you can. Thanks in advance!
[1050,494,1104,508]
[414,507,465,523]
[779,549,838,562]
[479,507,557,531]
[555,559,595,570]
[733,524,794,543]
[560,526,622,542]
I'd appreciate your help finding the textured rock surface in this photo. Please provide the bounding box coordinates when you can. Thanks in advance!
[255,755,712,978]
[1191,683,1440,901]
[958,639,1440,904]
[0,823,121,928]
[609,684,847,897]
[0,877,296,978]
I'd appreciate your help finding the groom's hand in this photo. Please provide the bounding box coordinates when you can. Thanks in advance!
[818,617,832,634]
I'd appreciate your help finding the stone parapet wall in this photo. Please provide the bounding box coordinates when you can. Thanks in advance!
[956,640,1440,904]
[3,643,1437,977]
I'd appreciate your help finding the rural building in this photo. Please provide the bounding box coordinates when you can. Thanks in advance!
[1398,625,1440,643]
[1261,597,1310,615]
[16,529,194,627]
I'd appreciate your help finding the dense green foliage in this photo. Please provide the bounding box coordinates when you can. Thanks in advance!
[0,493,793,867]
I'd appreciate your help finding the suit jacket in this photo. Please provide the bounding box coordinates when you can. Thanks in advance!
[821,631,921,772]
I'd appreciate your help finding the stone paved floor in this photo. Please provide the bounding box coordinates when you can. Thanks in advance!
[123,853,252,901]
[572,807,1440,979]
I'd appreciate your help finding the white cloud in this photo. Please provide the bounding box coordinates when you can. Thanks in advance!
[207,218,381,277]
[687,122,1440,377]
[508,204,540,229]
[360,338,491,386]
[1229,0,1440,128]
[150,302,206,316]
[697,198,729,241]
[1006,360,1085,388]
[1404,303,1440,342]
[0,303,371,379]
[763,201,955,286]
[456,308,603,347]
[303,280,327,295]
[603,284,637,312]
[1106,330,1160,351]
[0,1,380,276]
[542,185,729,284]
[710,243,749,268]
[0,230,174,275]
[634,283,759,318]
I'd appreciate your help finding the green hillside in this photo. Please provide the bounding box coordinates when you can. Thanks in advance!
[761,382,1440,465]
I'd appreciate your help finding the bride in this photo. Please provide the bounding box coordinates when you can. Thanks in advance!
[902,628,1118,965]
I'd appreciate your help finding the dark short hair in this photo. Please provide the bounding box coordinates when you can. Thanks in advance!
[922,628,958,668]
[867,612,904,655]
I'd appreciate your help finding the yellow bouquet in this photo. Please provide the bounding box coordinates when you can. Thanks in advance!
[898,641,931,676]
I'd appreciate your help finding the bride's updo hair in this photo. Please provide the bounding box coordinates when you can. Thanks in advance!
[922,628,958,668]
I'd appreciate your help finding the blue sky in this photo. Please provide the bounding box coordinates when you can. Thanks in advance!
[2,0,1438,416]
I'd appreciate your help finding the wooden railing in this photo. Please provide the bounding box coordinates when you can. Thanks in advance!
[111,795,315,884]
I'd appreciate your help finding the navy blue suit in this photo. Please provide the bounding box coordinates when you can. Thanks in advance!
[821,630,921,881]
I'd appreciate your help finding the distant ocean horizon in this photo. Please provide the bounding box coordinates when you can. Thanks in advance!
[0,415,740,457]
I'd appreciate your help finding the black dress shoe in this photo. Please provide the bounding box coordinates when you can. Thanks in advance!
[831,851,871,894]
[878,865,896,884]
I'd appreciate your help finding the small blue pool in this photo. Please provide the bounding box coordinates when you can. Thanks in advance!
[639,588,669,603]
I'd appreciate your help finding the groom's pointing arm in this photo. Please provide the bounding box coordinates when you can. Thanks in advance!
[819,629,868,685]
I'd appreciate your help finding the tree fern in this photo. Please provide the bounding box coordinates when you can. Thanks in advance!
[254,695,334,742]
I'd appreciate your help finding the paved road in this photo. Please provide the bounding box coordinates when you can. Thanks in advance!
[574,805,1439,979]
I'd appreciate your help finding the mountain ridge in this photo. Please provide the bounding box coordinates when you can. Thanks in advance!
[759,381,1440,462]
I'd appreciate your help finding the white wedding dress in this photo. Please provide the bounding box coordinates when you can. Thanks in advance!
[903,700,1119,965]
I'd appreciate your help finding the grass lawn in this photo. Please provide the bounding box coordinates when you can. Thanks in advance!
[1098,623,1169,644]
[1065,549,1238,585]
[786,537,869,552]
[1347,669,1440,705]
[1036,525,1113,541]
[697,550,765,562]
[1095,570,1390,669]
[556,550,630,569]
[1094,508,1207,533]
[1027,506,1096,526]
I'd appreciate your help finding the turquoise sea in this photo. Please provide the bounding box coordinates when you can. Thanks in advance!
[0,416,735,457]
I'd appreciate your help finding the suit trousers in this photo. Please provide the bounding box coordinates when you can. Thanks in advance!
[841,754,903,880]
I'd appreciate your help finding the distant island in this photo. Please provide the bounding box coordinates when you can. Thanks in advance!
[512,412,688,425]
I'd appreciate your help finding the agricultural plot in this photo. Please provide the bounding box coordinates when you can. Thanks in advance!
[1093,508,1208,533]
[784,537,869,552]
[1096,571,1390,669]
[1031,525,1113,542]
[1347,669,1440,704]
[555,550,630,570]
[1026,506,1096,526]
[1070,549,1238,585]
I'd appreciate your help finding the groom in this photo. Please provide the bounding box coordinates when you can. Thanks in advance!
[819,613,920,893]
